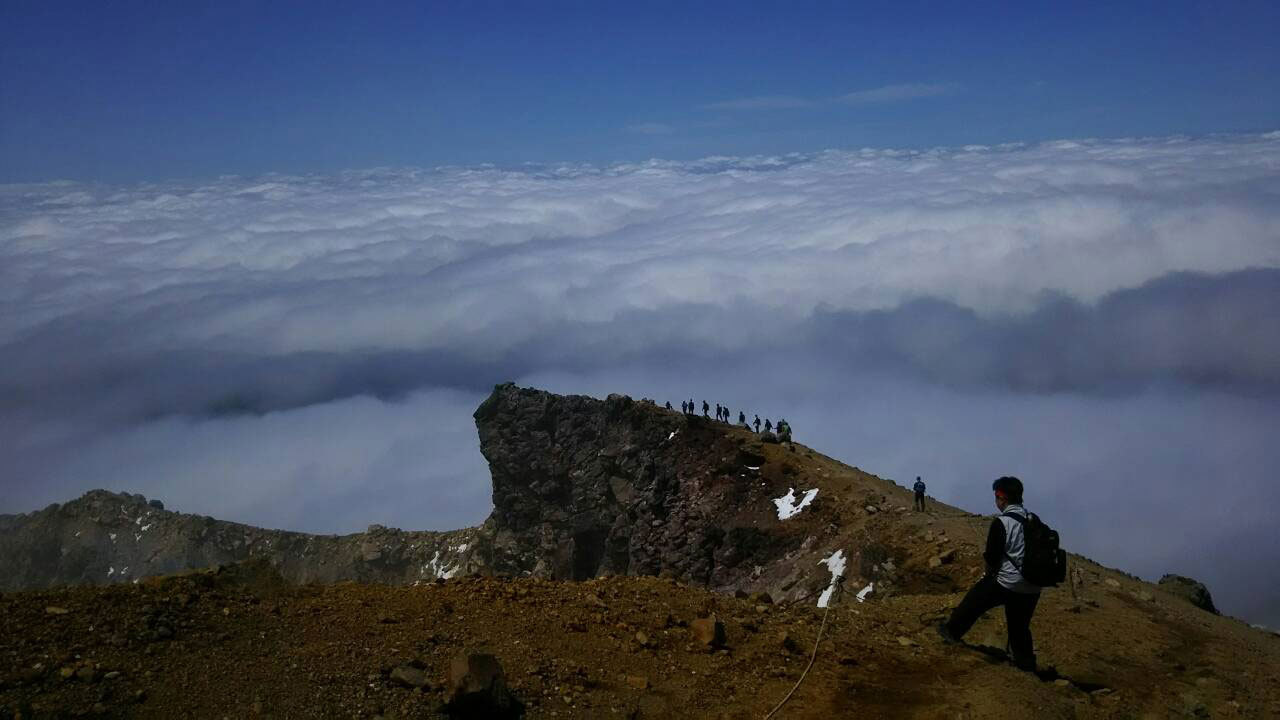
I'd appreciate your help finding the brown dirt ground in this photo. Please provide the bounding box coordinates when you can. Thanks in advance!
[3,559,1278,719]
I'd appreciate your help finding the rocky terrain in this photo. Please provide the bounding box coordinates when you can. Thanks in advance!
[2,383,1278,718]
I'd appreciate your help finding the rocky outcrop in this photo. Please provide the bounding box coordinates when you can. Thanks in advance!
[1159,574,1219,614]
[0,490,478,591]
[469,384,818,589]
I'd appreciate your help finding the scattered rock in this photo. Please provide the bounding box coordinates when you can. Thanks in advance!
[1104,579,1121,588]
[690,615,726,649]
[390,664,430,689]
[778,631,800,654]
[45,606,70,615]
[623,675,649,690]
[865,505,879,515]
[447,652,521,718]
[896,636,916,647]
[936,549,956,565]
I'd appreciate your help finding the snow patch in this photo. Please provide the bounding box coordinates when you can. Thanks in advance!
[746,466,760,471]
[856,582,874,603]
[817,550,846,608]
[107,567,115,576]
[424,551,459,580]
[108,533,117,542]
[666,431,678,441]
[773,487,818,520]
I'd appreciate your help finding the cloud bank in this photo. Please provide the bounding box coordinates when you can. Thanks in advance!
[2,133,1279,625]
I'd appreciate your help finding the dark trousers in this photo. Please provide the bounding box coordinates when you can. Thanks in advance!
[945,576,1040,670]
[914,492,926,511]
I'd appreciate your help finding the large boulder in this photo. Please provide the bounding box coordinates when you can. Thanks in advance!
[447,652,521,718]
[1158,574,1219,614]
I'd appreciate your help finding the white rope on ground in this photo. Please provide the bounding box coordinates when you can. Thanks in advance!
[763,578,842,719]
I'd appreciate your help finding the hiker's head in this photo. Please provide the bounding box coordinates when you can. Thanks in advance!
[992,476,1024,508]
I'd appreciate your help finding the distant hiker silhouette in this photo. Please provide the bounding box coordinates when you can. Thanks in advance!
[753,415,761,432]
[738,411,746,425]
[939,476,1059,673]
[688,399,695,415]
[702,400,709,418]
[723,406,731,423]
[715,404,723,421]
[681,401,688,414]
[665,401,672,410]
[913,476,927,511]
[764,419,772,433]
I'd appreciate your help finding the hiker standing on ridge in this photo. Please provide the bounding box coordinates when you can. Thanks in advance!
[913,477,927,511]
[665,401,672,411]
[738,411,746,426]
[723,406,731,423]
[938,476,1063,672]
[702,400,710,418]
[764,419,773,433]
[753,415,761,432]
[715,403,722,422]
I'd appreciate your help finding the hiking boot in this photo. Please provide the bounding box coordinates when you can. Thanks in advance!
[936,622,959,645]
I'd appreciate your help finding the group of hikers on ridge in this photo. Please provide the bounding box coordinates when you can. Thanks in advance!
[665,399,792,442]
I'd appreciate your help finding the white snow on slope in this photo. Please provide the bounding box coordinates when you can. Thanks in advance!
[774,487,818,520]
[856,582,874,603]
[817,550,847,608]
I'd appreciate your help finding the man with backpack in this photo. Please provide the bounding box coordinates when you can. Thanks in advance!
[937,476,1066,672]
[913,476,927,511]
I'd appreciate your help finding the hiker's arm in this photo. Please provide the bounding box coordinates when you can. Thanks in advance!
[982,518,1006,575]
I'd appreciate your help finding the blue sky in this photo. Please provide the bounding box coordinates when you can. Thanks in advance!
[3,0,1278,182]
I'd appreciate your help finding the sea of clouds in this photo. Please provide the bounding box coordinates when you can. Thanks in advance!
[2,132,1278,625]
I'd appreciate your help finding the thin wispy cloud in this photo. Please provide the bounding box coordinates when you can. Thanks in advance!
[3,133,1280,626]
[700,95,816,111]
[626,122,675,135]
[836,82,961,105]
[704,82,961,111]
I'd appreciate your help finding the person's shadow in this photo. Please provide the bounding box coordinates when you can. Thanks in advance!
[965,642,1110,692]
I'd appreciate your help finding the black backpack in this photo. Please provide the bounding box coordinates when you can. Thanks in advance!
[1003,512,1068,587]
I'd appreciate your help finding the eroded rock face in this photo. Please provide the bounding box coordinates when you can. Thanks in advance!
[471,384,808,588]
[1159,574,1219,614]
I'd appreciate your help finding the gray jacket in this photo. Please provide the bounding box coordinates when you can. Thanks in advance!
[984,504,1041,594]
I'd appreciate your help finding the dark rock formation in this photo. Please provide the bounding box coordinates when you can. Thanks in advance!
[470,383,815,589]
[1159,574,1219,614]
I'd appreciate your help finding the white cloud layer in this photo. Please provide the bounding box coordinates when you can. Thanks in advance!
[2,132,1279,624]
